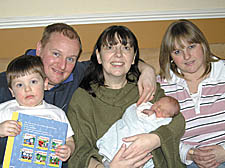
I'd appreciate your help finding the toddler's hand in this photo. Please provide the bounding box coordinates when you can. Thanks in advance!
[0,120,21,137]
[55,144,72,162]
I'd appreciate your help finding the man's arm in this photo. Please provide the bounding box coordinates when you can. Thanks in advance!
[137,61,156,105]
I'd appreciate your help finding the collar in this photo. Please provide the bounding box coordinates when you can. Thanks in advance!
[168,59,225,85]
[207,59,225,82]
[49,71,73,91]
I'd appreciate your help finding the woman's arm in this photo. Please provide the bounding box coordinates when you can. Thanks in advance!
[152,112,185,143]
[88,145,152,168]
[121,112,185,168]
[88,158,103,168]
[67,90,103,168]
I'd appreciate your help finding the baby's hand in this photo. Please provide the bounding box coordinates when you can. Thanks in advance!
[0,120,21,137]
[55,144,72,162]
[141,109,154,116]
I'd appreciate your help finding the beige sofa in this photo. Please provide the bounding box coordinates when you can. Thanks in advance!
[79,43,225,74]
[0,43,224,74]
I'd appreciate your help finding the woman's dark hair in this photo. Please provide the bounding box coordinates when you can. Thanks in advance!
[80,25,140,97]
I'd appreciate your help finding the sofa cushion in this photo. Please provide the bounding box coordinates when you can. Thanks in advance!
[79,43,225,74]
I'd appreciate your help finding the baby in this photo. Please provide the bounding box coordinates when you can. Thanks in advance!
[0,55,75,163]
[97,96,180,168]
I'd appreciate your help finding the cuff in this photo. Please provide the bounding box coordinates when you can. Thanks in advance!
[179,142,194,165]
[219,143,225,150]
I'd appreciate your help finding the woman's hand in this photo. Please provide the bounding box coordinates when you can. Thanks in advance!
[187,145,225,168]
[121,133,160,160]
[110,144,152,168]
[137,62,156,106]
[200,145,225,163]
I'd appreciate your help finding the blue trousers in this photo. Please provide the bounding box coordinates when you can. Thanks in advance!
[187,162,225,168]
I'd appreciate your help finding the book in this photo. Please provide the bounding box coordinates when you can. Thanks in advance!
[3,112,68,168]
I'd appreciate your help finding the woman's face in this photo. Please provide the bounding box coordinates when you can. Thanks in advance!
[171,39,206,78]
[97,38,135,81]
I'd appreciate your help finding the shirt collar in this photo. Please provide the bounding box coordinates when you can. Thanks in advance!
[168,60,225,85]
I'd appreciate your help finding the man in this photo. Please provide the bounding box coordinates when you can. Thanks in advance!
[0,23,156,167]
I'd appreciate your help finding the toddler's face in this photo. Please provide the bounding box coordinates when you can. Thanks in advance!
[9,73,47,107]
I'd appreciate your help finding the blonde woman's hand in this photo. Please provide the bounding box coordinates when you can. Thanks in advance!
[188,147,219,168]
[190,145,225,168]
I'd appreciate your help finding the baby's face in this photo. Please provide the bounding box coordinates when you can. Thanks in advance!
[150,98,174,118]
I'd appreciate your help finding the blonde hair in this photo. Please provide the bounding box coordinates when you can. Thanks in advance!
[159,19,218,80]
[40,23,82,57]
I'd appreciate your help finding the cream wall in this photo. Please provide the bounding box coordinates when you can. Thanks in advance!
[0,0,224,68]
[1,0,225,17]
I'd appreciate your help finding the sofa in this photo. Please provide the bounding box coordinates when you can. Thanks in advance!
[0,43,224,74]
[78,43,225,74]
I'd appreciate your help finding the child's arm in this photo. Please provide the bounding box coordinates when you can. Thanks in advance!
[55,136,75,162]
[0,120,21,137]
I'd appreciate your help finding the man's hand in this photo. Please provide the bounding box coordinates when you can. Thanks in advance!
[137,61,156,106]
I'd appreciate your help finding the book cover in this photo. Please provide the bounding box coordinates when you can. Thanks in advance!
[3,112,68,168]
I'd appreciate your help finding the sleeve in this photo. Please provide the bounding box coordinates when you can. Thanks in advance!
[151,82,185,141]
[179,142,194,165]
[150,82,165,103]
[151,112,185,167]
[0,72,14,104]
[220,142,225,150]
[67,89,102,168]
[73,61,90,85]
[61,112,74,138]
[152,112,185,143]
[148,82,185,167]
[25,49,36,56]
[151,82,185,148]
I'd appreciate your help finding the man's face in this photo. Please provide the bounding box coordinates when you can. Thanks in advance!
[37,32,80,86]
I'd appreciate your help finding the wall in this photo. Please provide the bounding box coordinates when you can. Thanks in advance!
[0,0,224,62]
[0,18,225,61]
[1,0,225,17]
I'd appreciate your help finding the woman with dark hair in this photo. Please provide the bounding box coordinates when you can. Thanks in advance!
[67,25,185,168]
